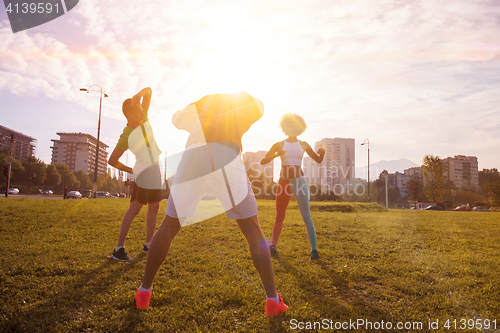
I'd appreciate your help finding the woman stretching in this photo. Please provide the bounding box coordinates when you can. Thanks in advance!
[261,114,325,260]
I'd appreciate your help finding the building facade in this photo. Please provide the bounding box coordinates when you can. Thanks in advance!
[403,166,423,185]
[50,132,109,175]
[0,125,36,162]
[303,137,355,193]
[442,155,479,189]
[243,151,274,183]
[388,171,412,198]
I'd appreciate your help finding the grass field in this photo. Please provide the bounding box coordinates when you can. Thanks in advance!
[0,198,499,332]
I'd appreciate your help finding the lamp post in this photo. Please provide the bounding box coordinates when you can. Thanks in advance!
[361,139,370,201]
[80,85,108,198]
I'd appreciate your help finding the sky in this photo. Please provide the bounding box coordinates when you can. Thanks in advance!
[1,0,499,178]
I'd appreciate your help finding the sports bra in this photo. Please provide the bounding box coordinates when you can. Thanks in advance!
[280,140,304,166]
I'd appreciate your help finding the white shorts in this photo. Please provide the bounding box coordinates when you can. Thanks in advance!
[166,143,258,226]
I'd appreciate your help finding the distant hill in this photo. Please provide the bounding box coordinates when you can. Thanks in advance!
[355,158,419,180]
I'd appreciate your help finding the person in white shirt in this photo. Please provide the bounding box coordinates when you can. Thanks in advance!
[261,113,325,260]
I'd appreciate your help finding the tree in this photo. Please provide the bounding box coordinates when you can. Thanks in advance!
[485,181,500,206]
[388,186,401,204]
[73,170,92,190]
[22,156,46,190]
[246,166,267,198]
[97,173,109,191]
[309,184,322,199]
[479,168,500,195]
[9,160,26,187]
[55,164,79,193]
[422,154,445,201]
[445,179,457,190]
[45,164,61,190]
[373,170,389,203]
[479,168,500,187]
[407,178,425,201]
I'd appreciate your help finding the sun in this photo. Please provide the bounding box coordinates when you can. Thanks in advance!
[192,27,286,103]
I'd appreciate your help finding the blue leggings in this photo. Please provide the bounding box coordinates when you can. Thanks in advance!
[272,176,317,250]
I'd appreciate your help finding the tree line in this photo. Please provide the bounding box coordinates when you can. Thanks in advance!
[1,148,125,195]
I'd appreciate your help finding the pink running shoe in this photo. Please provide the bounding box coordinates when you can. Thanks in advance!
[264,293,289,317]
[135,287,151,309]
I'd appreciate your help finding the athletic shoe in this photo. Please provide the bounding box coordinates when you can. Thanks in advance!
[142,245,149,253]
[310,250,320,260]
[264,293,289,317]
[269,245,278,257]
[135,287,151,309]
[112,248,131,261]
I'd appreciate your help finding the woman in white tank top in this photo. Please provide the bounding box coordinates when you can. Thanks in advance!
[261,114,325,260]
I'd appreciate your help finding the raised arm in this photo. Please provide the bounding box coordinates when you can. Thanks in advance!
[131,87,153,114]
[108,147,133,174]
[260,141,286,165]
[301,141,325,163]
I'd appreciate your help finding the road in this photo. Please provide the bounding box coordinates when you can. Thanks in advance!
[1,194,88,200]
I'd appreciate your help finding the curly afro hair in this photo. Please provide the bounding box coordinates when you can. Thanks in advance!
[279,113,307,137]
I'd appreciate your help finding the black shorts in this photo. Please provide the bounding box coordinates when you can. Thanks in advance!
[131,182,162,205]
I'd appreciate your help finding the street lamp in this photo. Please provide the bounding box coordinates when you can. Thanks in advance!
[80,85,108,198]
[361,138,370,201]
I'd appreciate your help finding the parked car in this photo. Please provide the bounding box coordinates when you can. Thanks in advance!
[454,205,471,211]
[95,191,118,198]
[472,206,489,212]
[489,207,500,212]
[425,205,443,210]
[42,190,53,195]
[8,188,19,195]
[67,191,82,199]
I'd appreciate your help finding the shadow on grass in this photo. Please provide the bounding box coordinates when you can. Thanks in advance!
[2,256,146,332]
[274,254,394,323]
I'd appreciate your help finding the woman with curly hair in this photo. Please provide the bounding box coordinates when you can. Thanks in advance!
[261,114,325,260]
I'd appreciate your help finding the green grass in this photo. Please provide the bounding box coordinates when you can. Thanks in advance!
[0,198,499,332]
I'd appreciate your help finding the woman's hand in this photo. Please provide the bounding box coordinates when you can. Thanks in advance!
[275,148,287,157]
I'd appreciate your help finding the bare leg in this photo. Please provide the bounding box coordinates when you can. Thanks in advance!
[145,202,160,243]
[117,200,144,248]
[141,215,181,289]
[236,215,277,298]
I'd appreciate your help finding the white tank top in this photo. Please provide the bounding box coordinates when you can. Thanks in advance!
[280,140,304,166]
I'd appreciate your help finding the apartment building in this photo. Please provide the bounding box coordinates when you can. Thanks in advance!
[243,150,274,183]
[442,155,479,189]
[404,167,423,181]
[0,125,36,162]
[50,132,109,175]
[303,137,355,191]
[388,171,412,198]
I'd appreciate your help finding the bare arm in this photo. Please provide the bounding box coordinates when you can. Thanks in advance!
[260,141,286,165]
[131,87,152,114]
[108,147,133,174]
[301,141,325,163]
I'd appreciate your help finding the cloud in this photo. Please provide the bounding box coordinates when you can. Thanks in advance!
[0,0,499,169]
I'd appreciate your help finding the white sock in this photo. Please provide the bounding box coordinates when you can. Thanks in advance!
[115,246,124,252]
[139,285,152,292]
[267,295,280,304]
